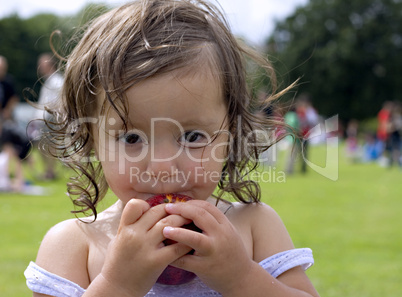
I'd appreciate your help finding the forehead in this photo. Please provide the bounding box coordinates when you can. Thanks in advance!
[97,63,226,133]
[142,63,222,109]
[98,46,224,112]
[130,64,223,107]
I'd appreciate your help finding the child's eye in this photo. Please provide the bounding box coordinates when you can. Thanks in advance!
[180,130,209,147]
[122,133,140,144]
[118,130,146,145]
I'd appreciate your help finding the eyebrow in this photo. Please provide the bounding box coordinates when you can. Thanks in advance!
[178,115,227,130]
[179,118,210,127]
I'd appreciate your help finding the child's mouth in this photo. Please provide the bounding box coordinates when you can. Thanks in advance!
[145,193,193,207]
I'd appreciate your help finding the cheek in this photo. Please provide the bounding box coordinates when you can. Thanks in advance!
[210,143,229,164]
[101,161,123,189]
[100,159,136,191]
[183,148,226,186]
[185,136,229,166]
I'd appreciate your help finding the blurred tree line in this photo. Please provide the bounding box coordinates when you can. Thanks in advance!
[0,4,109,99]
[1,0,401,122]
[266,0,402,121]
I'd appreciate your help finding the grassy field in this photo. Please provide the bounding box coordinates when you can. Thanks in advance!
[1,143,401,296]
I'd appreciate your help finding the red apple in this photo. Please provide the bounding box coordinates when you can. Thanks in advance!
[146,193,201,285]
[146,193,193,207]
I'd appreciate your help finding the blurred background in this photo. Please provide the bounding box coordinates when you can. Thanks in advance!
[1,0,401,128]
[0,0,401,296]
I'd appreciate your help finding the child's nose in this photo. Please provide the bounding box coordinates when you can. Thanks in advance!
[146,142,181,176]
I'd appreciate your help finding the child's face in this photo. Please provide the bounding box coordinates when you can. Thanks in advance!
[94,68,229,204]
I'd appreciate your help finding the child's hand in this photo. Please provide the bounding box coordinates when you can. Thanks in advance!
[100,199,193,296]
[163,200,255,294]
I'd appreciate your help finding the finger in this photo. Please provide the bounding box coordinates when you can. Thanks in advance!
[151,214,192,242]
[159,242,194,262]
[120,199,150,227]
[166,200,225,222]
[187,200,228,223]
[162,226,211,255]
[164,201,224,232]
[157,214,192,230]
[169,253,201,273]
[136,203,173,231]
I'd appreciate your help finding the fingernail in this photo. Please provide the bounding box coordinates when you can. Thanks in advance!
[163,226,175,236]
[165,203,176,211]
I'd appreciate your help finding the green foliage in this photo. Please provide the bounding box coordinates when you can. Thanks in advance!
[0,13,70,97]
[0,3,111,100]
[266,0,402,121]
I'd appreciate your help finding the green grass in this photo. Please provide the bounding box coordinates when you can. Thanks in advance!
[260,144,402,296]
[1,144,401,296]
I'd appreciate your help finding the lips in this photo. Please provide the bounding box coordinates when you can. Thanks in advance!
[145,193,200,285]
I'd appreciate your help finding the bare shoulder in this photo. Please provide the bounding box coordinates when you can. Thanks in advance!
[227,202,319,296]
[228,201,287,229]
[35,202,122,289]
[228,200,281,217]
[228,202,295,262]
[37,218,88,261]
[35,218,90,288]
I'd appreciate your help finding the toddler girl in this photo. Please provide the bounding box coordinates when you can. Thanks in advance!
[25,1,319,296]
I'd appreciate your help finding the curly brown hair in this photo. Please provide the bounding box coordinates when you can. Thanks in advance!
[44,0,291,219]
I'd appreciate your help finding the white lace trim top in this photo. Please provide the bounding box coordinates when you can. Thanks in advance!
[25,248,313,297]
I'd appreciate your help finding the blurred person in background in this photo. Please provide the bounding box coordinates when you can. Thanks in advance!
[284,104,301,174]
[377,101,393,166]
[296,94,319,173]
[0,55,19,120]
[33,53,64,180]
[345,119,359,162]
[387,101,402,168]
[377,101,393,143]
[0,55,31,191]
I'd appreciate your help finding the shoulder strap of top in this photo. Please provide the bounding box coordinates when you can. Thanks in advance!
[25,248,314,297]
[259,248,314,278]
[24,262,85,297]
